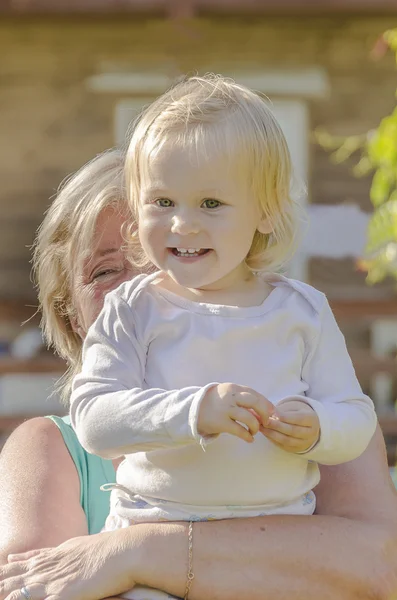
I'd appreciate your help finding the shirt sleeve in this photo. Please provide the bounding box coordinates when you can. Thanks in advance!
[70,292,215,459]
[277,296,377,465]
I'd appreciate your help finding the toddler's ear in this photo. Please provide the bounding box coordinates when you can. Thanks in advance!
[257,217,273,235]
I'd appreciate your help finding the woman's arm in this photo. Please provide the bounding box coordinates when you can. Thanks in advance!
[0,417,88,563]
[128,425,397,600]
[1,425,396,600]
[315,424,397,523]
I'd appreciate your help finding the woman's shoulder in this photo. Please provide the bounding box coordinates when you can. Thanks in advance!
[1,416,115,537]
[46,415,116,534]
[0,416,90,554]
[4,416,73,459]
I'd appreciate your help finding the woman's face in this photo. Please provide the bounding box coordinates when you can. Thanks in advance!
[71,206,135,337]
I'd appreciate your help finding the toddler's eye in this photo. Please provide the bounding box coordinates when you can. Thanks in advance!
[155,198,174,208]
[202,199,222,209]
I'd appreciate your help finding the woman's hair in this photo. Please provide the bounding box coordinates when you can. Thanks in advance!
[32,148,126,404]
[125,73,303,273]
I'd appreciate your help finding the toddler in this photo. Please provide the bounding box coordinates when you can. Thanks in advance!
[71,74,377,600]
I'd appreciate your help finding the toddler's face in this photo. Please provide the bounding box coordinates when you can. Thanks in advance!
[138,141,270,292]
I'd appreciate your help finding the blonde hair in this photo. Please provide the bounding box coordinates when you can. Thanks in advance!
[32,148,127,404]
[126,73,302,273]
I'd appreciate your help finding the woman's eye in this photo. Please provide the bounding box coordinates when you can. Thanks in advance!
[202,199,222,209]
[92,268,118,280]
[155,198,174,208]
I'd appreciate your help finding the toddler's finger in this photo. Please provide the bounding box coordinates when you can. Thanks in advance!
[226,419,255,443]
[276,408,317,428]
[248,408,263,422]
[263,417,312,439]
[260,427,304,450]
[231,407,260,436]
[237,392,274,424]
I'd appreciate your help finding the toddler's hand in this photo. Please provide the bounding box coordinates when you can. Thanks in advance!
[198,383,275,443]
[260,399,320,454]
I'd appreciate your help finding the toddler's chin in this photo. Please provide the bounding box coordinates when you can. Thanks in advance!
[168,271,216,291]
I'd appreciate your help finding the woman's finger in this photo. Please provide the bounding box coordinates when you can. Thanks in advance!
[0,575,32,600]
[8,550,43,563]
[4,592,24,600]
[0,560,29,583]
[3,582,46,600]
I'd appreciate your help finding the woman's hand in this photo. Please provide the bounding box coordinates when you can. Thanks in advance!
[0,531,136,600]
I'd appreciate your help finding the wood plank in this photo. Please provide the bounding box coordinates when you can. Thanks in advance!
[331,299,397,320]
[0,416,35,432]
[197,0,397,15]
[378,416,397,436]
[350,350,397,381]
[0,357,65,374]
[0,300,39,322]
[1,0,396,15]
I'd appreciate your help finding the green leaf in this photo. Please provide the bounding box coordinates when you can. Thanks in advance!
[317,27,397,283]
[370,168,395,206]
[366,201,397,253]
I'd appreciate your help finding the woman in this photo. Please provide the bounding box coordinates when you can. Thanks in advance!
[0,148,396,600]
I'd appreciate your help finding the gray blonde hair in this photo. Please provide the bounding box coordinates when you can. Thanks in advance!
[32,148,126,404]
[126,73,303,273]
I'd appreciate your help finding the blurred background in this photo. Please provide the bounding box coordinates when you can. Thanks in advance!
[0,0,397,475]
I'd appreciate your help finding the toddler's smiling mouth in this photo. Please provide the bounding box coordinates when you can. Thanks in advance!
[170,248,211,258]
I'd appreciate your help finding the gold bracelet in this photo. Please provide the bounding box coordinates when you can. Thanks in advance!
[184,521,194,600]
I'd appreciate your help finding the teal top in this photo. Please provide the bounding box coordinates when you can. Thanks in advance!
[46,415,116,534]
[391,466,397,489]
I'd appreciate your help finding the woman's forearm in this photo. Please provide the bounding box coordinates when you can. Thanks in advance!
[127,515,397,600]
[1,513,395,600]
[129,427,397,600]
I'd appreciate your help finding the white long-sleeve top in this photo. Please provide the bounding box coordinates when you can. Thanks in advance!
[70,272,377,521]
